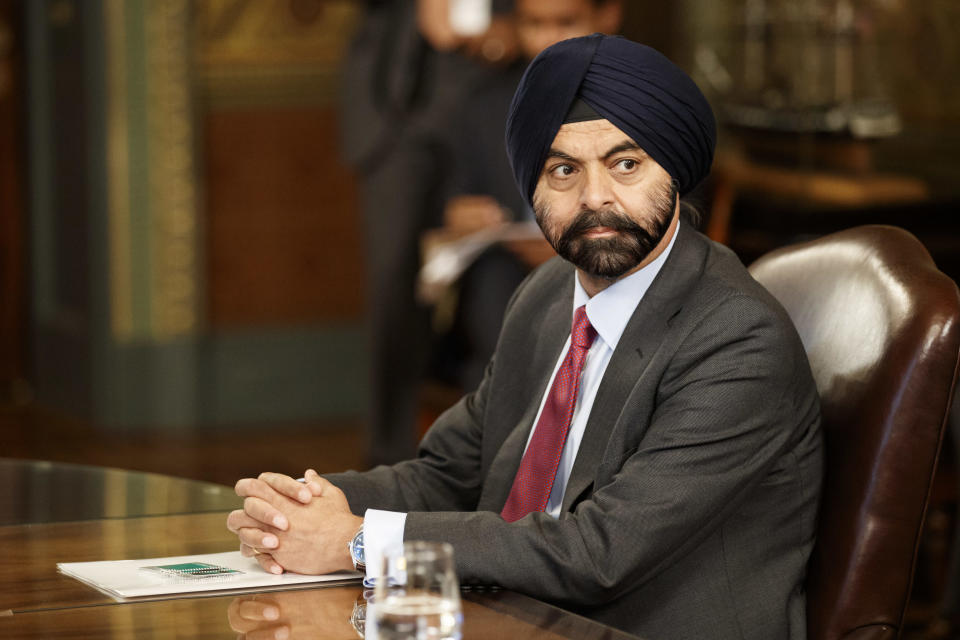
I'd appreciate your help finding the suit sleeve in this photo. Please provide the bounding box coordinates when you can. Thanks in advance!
[323,268,539,515]
[325,378,490,515]
[402,293,820,605]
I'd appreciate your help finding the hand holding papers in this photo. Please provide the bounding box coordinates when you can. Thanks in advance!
[417,221,550,304]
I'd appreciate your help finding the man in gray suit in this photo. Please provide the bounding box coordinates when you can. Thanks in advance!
[228,35,823,639]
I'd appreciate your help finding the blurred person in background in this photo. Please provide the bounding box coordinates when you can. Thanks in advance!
[339,0,518,466]
[433,0,624,391]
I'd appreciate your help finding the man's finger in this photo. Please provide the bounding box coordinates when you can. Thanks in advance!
[255,550,284,576]
[245,623,290,640]
[301,471,342,500]
[303,469,325,496]
[227,509,246,534]
[240,543,283,575]
[243,496,289,531]
[258,472,312,504]
[227,597,257,633]
[235,477,300,511]
[240,543,279,559]
[238,526,280,552]
[236,598,281,622]
[228,510,282,535]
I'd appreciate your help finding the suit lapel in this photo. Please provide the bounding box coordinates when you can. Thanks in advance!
[561,224,709,513]
[481,272,575,511]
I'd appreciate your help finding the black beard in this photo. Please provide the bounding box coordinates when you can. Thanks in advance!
[535,180,677,280]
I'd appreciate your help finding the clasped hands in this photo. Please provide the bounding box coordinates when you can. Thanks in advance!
[226,469,363,576]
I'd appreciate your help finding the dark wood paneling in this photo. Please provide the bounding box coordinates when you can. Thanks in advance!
[0,404,366,486]
[621,3,683,63]
[0,0,25,386]
[204,106,364,327]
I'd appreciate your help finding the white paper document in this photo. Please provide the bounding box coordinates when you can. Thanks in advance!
[417,221,544,303]
[58,550,362,601]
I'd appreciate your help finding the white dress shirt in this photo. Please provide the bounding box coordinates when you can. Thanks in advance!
[361,224,679,581]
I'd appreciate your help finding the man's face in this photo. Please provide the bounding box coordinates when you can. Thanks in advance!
[515,0,621,60]
[533,118,678,280]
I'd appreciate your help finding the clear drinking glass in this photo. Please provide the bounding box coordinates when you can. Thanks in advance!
[368,541,463,640]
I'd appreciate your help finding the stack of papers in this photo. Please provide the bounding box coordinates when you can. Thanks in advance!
[417,222,545,303]
[58,551,362,601]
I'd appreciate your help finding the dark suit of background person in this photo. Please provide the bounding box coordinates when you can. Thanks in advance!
[338,0,514,465]
[325,220,824,639]
[431,63,530,391]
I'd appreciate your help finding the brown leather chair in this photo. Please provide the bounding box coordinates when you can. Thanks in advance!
[749,225,960,640]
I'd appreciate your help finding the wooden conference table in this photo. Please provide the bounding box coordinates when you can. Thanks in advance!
[0,458,638,638]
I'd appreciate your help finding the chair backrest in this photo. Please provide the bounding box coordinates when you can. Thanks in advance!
[748,225,960,640]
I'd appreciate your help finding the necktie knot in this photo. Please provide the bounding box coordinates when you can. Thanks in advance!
[571,306,597,350]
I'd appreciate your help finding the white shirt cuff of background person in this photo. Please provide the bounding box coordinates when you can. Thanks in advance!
[363,509,407,583]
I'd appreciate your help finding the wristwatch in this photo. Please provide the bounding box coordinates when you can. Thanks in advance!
[350,594,367,638]
[348,525,365,571]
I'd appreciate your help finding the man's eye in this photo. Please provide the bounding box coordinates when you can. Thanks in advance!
[616,158,638,171]
[551,164,575,177]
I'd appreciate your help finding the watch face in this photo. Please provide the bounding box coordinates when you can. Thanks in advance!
[352,530,365,565]
[350,600,367,636]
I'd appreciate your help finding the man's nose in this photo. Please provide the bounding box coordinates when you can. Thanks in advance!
[579,168,615,212]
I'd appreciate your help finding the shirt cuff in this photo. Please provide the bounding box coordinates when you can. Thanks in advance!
[363,509,407,583]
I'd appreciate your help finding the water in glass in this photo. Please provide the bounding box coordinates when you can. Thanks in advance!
[369,541,463,640]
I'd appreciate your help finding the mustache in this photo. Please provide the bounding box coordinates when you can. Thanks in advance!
[560,208,646,242]
[533,178,678,279]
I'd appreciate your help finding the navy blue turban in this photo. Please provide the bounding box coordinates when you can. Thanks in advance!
[505,34,716,205]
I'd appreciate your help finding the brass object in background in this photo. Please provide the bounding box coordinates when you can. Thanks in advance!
[195,0,360,108]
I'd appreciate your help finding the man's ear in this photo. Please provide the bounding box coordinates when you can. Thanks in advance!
[596,0,624,36]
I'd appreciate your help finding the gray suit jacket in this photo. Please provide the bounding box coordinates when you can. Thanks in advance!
[328,224,823,639]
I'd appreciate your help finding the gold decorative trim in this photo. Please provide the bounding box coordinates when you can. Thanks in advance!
[104,0,134,340]
[146,0,199,337]
[195,0,360,108]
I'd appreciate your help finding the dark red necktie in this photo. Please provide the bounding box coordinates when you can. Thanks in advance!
[501,306,597,522]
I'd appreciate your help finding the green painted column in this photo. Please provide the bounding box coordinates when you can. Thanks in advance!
[26,0,368,428]
[26,0,202,427]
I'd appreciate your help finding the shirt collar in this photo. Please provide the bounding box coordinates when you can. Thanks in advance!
[572,220,680,350]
